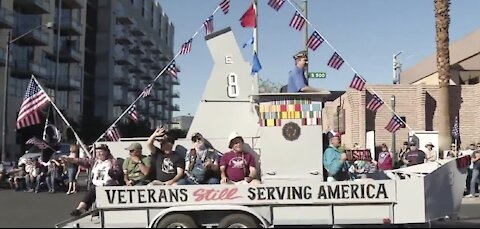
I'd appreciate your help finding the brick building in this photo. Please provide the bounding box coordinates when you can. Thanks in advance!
[322,28,480,153]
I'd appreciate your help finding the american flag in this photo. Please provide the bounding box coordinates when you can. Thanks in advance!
[141,84,153,98]
[327,52,345,70]
[452,116,460,139]
[128,105,139,123]
[16,78,50,129]
[106,125,121,141]
[289,11,306,31]
[349,74,366,91]
[268,0,285,11]
[167,61,177,78]
[385,115,404,133]
[204,15,214,36]
[366,93,384,111]
[180,39,192,55]
[26,137,52,150]
[219,0,230,14]
[306,31,324,51]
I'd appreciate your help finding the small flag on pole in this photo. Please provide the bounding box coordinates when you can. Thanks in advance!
[16,78,50,129]
[180,39,192,55]
[452,116,460,139]
[240,4,256,28]
[289,11,306,31]
[268,0,285,11]
[26,137,53,150]
[219,0,230,14]
[204,15,214,36]
[242,35,254,48]
[141,84,153,98]
[106,125,121,141]
[366,93,384,111]
[251,52,262,75]
[327,52,344,70]
[385,115,404,133]
[167,61,177,78]
[349,74,366,91]
[306,31,324,51]
[128,105,139,123]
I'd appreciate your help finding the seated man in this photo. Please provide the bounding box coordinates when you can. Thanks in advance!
[123,143,151,186]
[220,132,260,185]
[178,133,220,185]
[146,127,185,186]
[287,51,320,93]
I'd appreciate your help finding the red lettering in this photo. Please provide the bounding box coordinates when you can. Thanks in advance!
[193,188,242,202]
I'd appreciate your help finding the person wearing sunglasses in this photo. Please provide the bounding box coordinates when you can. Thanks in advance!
[123,143,151,186]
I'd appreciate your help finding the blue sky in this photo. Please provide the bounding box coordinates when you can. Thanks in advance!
[160,0,480,117]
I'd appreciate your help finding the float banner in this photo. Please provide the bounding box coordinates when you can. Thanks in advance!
[96,180,396,208]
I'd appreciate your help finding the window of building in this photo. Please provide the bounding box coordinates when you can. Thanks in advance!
[57,91,68,110]
[113,85,123,100]
[113,106,123,118]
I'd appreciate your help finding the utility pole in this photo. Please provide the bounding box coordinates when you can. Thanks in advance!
[393,51,402,84]
[391,95,396,165]
[54,0,62,103]
[303,0,309,83]
[1,31,11,162]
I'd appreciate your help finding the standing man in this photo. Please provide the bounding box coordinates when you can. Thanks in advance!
[403,141,426,167]
[287,51,320,93]
[424,142,438,162]
[466,150,480,198]
[323,134,348,181]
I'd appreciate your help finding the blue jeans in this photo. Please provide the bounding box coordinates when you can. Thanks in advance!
[46,173,57,192]
[177,177,220,185]
[470,168,480,195]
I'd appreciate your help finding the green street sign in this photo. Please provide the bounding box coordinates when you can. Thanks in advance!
[308,72,326,78]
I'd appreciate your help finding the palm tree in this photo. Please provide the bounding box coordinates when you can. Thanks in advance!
[434,0,451,155]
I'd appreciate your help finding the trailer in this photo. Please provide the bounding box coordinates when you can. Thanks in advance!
[56,27,468,228]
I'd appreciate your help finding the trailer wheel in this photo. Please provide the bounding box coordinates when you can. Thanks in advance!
[218,213,259,228]
[156,213,198,228]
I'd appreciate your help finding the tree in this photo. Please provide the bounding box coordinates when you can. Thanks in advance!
[434,0,451,155]
[258,78,284,93]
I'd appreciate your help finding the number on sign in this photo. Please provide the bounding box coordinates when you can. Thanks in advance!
[227,73,239,98]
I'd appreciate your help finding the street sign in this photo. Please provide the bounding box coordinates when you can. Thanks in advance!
[308,72,326,78]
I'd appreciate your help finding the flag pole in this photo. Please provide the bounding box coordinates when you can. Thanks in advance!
[31,75,91,159]
[252,0,259,94]
[42,105,51,141]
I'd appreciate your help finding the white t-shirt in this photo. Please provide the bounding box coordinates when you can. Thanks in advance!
[91,160,114,187]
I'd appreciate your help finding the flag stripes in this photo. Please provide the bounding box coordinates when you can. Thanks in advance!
[289,11,306,31]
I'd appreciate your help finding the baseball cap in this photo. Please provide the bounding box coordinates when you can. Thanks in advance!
[228,132,244,148]
[125,143,142,151]
[293,50,308,60]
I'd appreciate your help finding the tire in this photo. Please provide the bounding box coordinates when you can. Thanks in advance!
[218,213,259,228]
[156,213,198,228]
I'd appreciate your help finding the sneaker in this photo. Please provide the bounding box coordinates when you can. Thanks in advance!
[465,194,475,198]
[70,209,82,217]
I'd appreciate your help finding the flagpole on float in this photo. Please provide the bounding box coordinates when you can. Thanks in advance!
[31,75,91,158]
[253,0,259,82]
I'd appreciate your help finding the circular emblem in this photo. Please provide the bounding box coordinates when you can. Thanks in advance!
[282,122,301,141]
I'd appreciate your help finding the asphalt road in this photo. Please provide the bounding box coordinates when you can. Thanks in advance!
[0,188,480,228]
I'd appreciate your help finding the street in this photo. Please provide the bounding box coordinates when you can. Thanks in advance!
[1,188,480,228]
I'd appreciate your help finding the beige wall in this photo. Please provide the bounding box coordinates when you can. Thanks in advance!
[323,84,480,152]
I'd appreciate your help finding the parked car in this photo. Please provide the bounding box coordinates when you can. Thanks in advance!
[18,143,71,165]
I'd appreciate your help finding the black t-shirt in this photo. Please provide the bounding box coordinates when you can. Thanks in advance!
[405,150,426,166]
[150,147,185,182]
